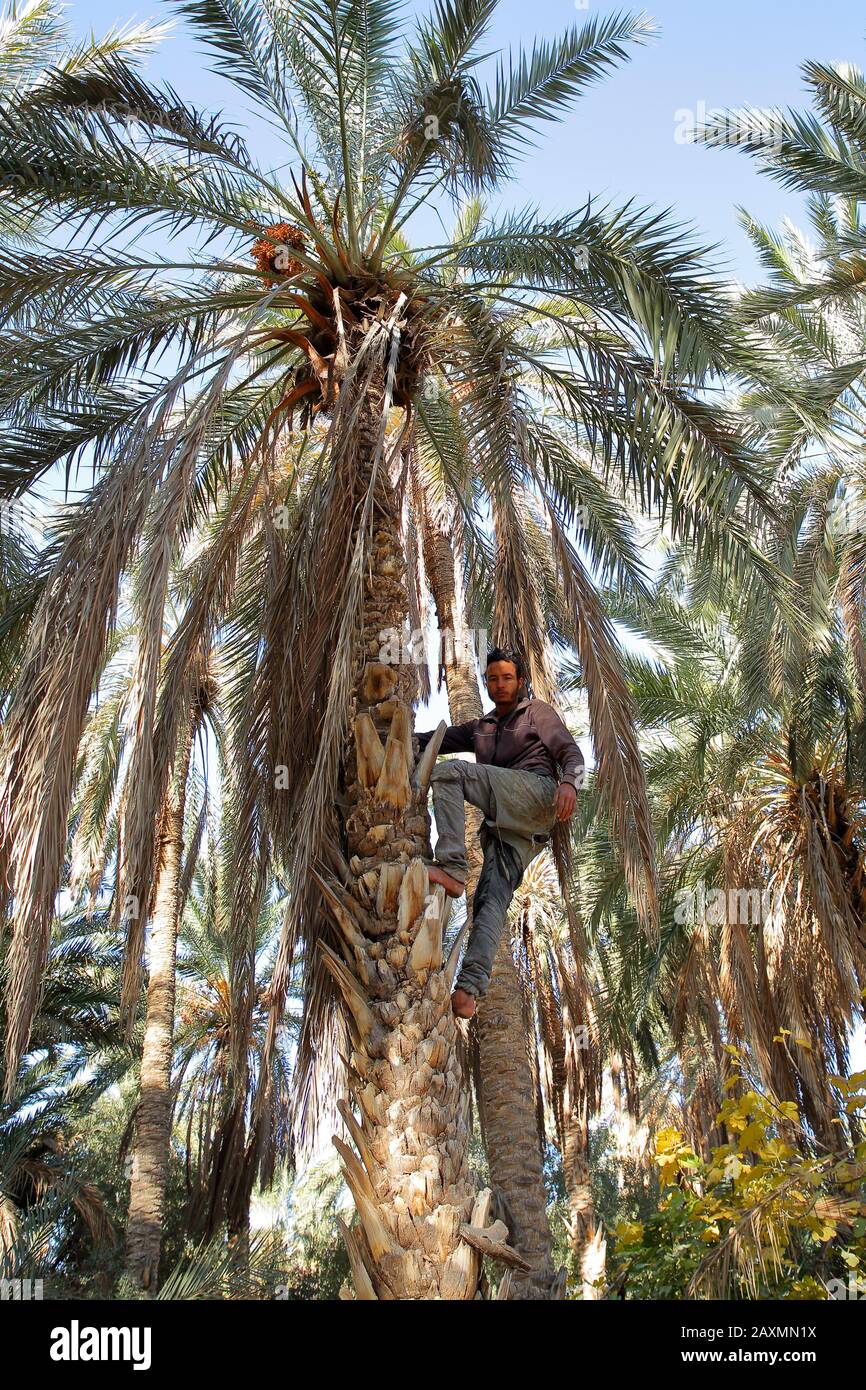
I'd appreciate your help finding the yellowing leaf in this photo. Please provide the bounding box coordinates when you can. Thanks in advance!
[654,1127,685,1154]
[656,1156,680,1185]
[614,1221,643,1247]
[762,1139,794,1161]
[738,1121,766,1150]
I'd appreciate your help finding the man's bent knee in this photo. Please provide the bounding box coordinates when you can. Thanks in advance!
[429,760,466,786]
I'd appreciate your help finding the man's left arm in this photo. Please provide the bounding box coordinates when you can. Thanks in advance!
[533,703,584,820]
[533,703,584,783]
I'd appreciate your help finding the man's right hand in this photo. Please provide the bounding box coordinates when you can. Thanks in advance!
[554,782,577,822]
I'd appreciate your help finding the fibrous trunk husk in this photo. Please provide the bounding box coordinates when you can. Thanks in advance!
[329,415,523,1297]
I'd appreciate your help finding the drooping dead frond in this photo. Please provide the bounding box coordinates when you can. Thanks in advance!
[718,753,866,1147]
[413,453,480,708]
[491,487,559,703]
[114,448,198,1027]
[402,482,431,708]
[121,429,284,1136]
[116,322,270,1031]
[245,303,414,1161]
[0,415,167,1096]
[289,905,348,1167]
[836,535,866,718]
[67,680,126,914]
[548,512,660,939]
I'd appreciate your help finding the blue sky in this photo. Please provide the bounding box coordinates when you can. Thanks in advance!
[68,0,866,282]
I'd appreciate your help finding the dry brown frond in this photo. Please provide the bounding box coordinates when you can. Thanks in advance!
[116,328,261,1030]
[0,421,167,1096]
[242,307,412,1166]
[714,754,866,1147]
[837,539,866,717]
[548,515,660,939]
[491,488,559,703]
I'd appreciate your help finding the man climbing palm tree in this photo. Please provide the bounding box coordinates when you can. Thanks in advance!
[418,648,583,1018]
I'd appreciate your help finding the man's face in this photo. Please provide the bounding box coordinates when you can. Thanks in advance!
[485,660,521,711]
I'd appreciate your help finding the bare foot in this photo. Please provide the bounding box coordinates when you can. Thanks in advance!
[427,863,466,899]
[451,987,477,1019]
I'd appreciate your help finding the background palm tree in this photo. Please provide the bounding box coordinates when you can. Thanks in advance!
[578,553,866,1154]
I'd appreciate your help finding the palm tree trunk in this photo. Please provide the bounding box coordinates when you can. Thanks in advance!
[476,940,560,1297]
[124,736,192,1293]
[331,387,526,1298]
[421,514,559,1298]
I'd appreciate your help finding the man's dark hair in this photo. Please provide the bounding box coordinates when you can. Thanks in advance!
[484,646,525,679]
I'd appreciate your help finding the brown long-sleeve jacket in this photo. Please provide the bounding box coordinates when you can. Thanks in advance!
[417,696,584,787]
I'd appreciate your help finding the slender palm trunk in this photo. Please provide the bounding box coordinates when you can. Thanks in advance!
[331,386,526,1298]
[562,1106,606,1295]
[563,1113,594,1244]
[124,737,192,1292]
[422,516,559,1298]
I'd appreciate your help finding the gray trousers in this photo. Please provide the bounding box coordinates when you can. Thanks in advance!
[428,761,559,997]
